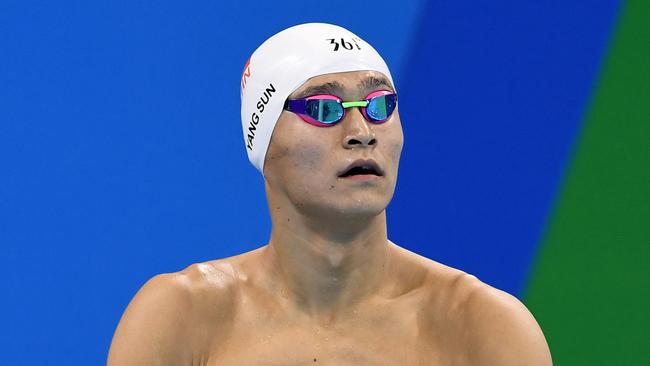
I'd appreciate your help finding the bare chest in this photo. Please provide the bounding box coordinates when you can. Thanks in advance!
[208,325,432,366]
[205,299,442,366]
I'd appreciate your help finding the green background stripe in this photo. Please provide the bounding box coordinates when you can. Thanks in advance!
[524,0,650,364]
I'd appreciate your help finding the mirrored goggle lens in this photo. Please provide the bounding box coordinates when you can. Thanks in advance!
[305,99,344,123]
[366,94,397,121]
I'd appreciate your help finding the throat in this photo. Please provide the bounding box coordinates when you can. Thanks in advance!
[263,229,391,317]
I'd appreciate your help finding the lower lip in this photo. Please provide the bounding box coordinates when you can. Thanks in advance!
[339,174,383,181]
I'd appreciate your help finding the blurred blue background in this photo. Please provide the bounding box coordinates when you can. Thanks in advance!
[0,0,619,364]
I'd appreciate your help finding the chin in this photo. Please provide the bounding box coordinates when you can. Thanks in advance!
[300,199,389,221]
[337,207,386,220]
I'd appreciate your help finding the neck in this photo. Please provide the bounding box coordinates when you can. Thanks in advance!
[261,196,391,323]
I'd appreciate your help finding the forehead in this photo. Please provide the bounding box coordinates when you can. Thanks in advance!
[289,70,394,99]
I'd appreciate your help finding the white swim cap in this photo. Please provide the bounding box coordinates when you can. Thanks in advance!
[239,22,394,175]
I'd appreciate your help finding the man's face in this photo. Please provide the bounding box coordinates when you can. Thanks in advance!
[263,70,404,220]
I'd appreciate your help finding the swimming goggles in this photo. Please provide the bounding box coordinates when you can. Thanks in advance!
[283,90,398,127]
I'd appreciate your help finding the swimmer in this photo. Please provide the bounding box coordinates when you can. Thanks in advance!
[107,23,552,366]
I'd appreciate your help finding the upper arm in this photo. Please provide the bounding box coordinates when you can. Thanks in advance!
[464,284,552,366]
[107,273,194,366]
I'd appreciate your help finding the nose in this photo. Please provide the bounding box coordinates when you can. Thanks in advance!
[341,108,377,149]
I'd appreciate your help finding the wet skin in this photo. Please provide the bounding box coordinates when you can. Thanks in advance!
[107,71,552,366]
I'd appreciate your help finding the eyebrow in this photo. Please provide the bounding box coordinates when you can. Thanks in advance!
[359,75,394,93]
[292,81,345,99]
[290,75,394,99]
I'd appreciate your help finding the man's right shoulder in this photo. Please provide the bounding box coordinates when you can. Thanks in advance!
[186,259,241,295]
[107,260,240,365]
[153,259,242,317]
[138,259,240,301]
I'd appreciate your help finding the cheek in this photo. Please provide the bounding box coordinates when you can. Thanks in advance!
[289,143,328,175]
[385,124,404,165]
[390,135,403,161]
[268,136,330,181]
[280,143,332,203]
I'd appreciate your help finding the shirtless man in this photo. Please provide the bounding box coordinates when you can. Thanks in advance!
[107,23,552,365]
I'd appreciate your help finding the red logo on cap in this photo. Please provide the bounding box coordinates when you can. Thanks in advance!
[241,58,251,91]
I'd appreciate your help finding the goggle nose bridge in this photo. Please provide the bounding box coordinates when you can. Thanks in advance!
[341,100,370,108]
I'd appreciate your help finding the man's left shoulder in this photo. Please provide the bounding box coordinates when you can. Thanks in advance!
[461,277,552,365]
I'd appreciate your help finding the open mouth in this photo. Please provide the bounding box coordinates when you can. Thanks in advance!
[338,160,384,178]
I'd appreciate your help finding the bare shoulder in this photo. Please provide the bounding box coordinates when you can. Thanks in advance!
[107,258,242,366]
[461,277,552,365]
[388,242,551,365]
